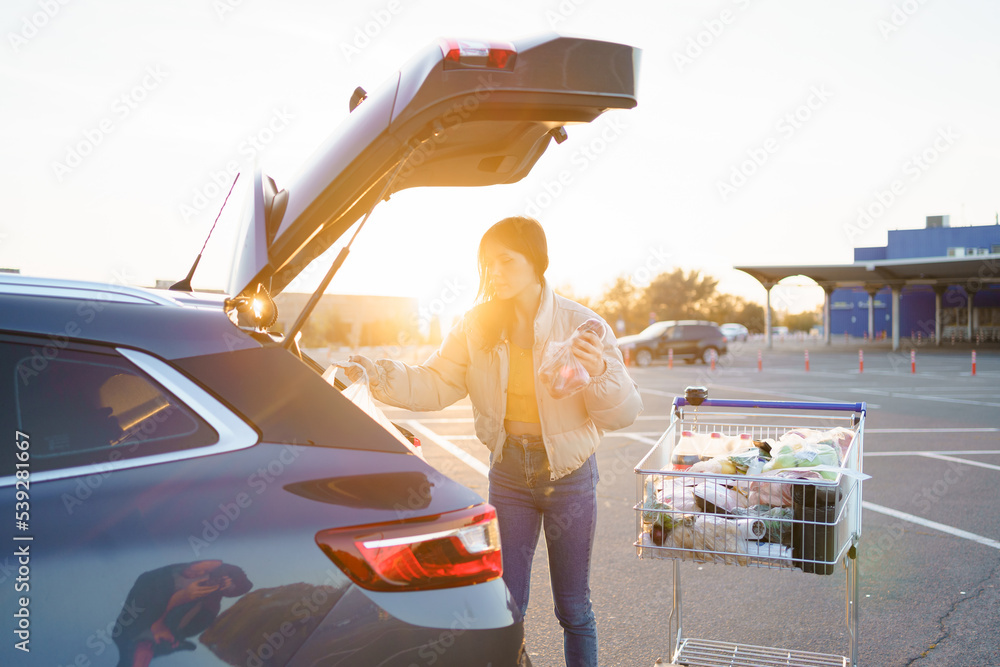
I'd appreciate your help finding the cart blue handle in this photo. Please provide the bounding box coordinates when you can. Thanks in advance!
[672,397,866,414]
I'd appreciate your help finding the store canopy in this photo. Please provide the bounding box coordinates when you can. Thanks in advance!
[735,254,1000,290]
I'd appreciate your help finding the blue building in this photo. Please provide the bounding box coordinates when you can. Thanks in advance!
[736,217,1000,350]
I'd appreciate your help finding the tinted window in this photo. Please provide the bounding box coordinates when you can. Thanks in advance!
[2,339,217,474]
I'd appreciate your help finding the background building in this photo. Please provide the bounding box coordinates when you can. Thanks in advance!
[737,216,1000,349]
[832,218,1000,341]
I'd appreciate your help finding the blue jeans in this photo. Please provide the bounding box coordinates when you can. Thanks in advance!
[489,434,599,667]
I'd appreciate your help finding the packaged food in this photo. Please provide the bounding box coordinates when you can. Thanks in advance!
[538,318,606,399]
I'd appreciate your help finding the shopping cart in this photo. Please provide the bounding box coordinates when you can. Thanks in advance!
[634,389,866,667]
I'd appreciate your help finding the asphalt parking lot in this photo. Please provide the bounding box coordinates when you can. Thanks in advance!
[374,340,1000,667]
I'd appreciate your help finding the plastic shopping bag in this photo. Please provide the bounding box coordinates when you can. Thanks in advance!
[538,318,605,400]
[323,362,424,459]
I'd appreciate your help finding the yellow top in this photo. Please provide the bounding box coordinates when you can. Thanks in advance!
[506,342,540,423]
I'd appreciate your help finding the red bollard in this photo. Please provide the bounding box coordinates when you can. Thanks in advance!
[804,349,810,372]
[757,350,762,372]
[859,349,864,374]
[911,349,915,374]
[710,349,717,371]
[668,348,673,369]
[972,350,977,376]
[623,348,630,366]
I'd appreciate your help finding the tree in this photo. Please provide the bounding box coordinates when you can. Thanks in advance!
[589,275,644,334]
[644,269,718,323]
[784,310,819,332]
[737,302,766,333]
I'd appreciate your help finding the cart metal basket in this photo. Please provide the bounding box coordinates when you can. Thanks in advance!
[634,394,866,667]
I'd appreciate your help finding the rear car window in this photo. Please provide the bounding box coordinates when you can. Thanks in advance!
[1,339,217,475]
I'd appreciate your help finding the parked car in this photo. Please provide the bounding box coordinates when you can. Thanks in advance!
[618,320,728,366]
[1,34,638,666]
[720,322,750,342]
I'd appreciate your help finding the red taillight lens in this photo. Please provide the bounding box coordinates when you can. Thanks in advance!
[316,505,503,591]
[440,39,516,71]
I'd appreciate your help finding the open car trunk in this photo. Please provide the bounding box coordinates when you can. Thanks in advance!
[228,34,639,300]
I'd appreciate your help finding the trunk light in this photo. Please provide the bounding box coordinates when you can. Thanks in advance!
[440,39,516,71]
[316,504,503,591]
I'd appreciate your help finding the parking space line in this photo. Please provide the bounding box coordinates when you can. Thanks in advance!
[865,449,1000,456]
[862,501,1000,550]
[866,427,999,433]
[402,420,489,477]
[918,452,1000,472]
[851,389,1000,408]
[616,433,660,446]
[404,417,475,424]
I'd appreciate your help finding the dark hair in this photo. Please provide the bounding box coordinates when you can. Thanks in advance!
[472,216,549,349]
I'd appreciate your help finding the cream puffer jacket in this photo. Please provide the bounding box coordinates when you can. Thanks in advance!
[368,284,643,480]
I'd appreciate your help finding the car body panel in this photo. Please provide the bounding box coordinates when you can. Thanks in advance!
[0,277,259,361]
[618,320,728,365]
[1,442,511,666]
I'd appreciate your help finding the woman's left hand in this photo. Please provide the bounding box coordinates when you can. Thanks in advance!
[571,331,607,377]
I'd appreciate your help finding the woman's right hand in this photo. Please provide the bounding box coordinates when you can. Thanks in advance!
[346,355,377,383]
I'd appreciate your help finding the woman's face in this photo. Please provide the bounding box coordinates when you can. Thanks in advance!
[482,238,539,301]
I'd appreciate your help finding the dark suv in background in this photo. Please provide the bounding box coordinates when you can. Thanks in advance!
[617,320,727,366]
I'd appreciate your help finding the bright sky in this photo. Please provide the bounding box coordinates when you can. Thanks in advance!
[3,0,1000,327]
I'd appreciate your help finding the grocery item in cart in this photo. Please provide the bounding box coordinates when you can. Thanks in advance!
[747,468,824,507]
[670,430,703,469]
[691,479,751,514]
[663,515,765,565]
[762,441,839,479]
[731,505,794,546]
[671,431,749,469]
[792,484,842,575]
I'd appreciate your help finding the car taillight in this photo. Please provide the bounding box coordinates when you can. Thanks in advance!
[316,504,502,591]
[440,39,516,71]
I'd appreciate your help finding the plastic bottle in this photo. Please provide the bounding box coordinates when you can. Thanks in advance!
[671,431,703,469]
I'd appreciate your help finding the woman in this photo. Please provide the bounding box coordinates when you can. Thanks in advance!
[349,216,642,666]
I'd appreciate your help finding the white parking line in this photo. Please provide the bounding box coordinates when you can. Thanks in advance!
[918,452,1000,472]
[862,501,1000,550]
[617,433,660,446]
[866,428,999,433]
[865,450,1000,456]
[851,389,1000,408]
[403,420,489,477]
